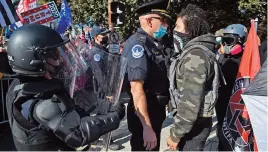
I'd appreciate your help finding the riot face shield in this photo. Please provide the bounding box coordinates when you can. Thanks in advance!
[72,38,127,114]
[41,39,88,98]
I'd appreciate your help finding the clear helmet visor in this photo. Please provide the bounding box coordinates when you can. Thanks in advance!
[43,40,88,98]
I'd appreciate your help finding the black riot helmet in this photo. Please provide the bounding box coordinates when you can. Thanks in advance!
[7,24,68,76]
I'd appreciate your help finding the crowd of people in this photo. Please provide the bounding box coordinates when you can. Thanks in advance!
[0,0,267,151]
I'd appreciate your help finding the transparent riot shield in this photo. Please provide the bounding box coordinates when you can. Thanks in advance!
[72,39,127,150]
[46,39,88,99]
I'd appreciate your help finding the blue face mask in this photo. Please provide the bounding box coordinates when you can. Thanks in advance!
[153,25,167,39]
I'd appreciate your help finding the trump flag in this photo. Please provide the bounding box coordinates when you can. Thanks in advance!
[56,0,72,34]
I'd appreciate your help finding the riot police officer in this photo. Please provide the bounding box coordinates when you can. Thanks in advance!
[122,0,171,151]
[88,26,122,150]
[88,26,112,105]
[4,24,125,151]
[91,26,110,53]
[87,26,111,115]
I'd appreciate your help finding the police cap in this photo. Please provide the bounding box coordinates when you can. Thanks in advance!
[91,26,110,38]
[135,0,171,20]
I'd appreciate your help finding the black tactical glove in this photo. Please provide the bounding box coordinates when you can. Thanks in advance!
[110,102,125,120]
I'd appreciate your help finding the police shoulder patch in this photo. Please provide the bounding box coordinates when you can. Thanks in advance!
[132,45,144,59]
[94,54,101,62]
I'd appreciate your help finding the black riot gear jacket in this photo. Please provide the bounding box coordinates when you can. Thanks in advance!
[6,79,124,151]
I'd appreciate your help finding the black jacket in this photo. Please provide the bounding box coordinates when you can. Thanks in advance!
[6,79,125,151]
[259,39,267,66]
[215,52,243,125]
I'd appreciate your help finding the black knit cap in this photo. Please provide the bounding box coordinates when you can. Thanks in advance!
[135,0,171,20]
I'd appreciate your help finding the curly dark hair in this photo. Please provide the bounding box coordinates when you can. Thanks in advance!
[177,4,210,38]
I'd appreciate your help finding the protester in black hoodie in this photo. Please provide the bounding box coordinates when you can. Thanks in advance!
[215,24,248,151]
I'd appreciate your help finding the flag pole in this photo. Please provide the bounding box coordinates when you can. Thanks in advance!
[0,27,4,79]
[254,18,258,32]
[1,27,4,37]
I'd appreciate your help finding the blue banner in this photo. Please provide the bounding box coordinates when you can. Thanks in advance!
[56,0,72,34]
[5,26,12,39]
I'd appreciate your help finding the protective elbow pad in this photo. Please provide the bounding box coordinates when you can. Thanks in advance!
[81,117,101,142]
[53,110,84,148]
[110,104,126,120]
[96,113,121,134]
[34,96,86,148]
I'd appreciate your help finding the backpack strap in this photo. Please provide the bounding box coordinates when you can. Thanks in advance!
[169,54,181,108]
[198,45,220,111]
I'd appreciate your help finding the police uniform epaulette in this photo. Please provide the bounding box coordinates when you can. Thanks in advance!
[136,32,147,44]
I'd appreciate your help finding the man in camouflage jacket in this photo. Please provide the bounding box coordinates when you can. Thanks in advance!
[167,4,219,151]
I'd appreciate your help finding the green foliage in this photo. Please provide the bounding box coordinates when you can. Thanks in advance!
[67,0,268,38]
[238,0,267,20]
[38,0,51,5]
[168,0,247,32]
[117,0,151,39]
[69,0,108,25]
[68,0,151,39]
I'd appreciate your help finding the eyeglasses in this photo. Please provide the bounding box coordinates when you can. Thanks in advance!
[150,17,168,25]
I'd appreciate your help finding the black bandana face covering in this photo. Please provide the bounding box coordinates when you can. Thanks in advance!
[173,31,190,53]
[100,36,108,44]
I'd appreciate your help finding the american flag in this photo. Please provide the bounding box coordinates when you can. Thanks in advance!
[0,0,19,27]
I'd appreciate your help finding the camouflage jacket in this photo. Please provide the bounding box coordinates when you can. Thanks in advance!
[170,34,218,142]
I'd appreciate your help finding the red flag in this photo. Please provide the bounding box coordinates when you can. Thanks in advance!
[221,20,261,151]
[237,20,261,81]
